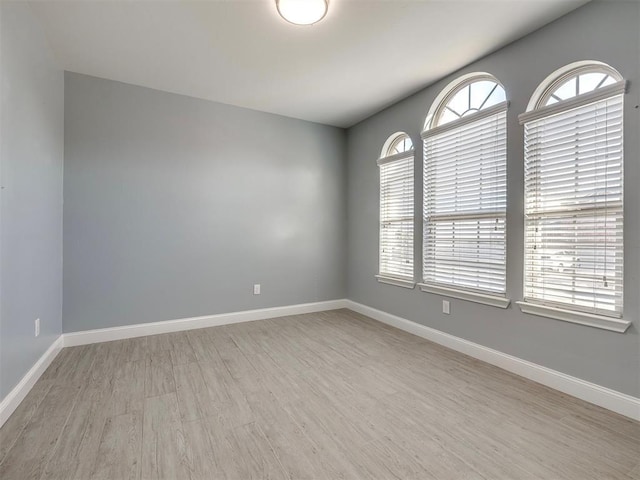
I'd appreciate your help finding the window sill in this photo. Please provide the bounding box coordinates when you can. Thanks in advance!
[516,302,631,333]
[376,275,416,289]
[418,283,510,308]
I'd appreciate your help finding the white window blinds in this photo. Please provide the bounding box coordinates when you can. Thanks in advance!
[379,152,414,280]
[422,105,508,294]
[522,91,624,317]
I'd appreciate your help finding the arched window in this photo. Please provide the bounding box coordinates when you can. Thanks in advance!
[427,75,507,127]
[420,73,509,306]
[518,61,628,332]
[529,63,622,108]
[384,133,413,156]
[376,132,415,288]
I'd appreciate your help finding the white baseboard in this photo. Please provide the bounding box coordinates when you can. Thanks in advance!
[345,300,640,421]
[1,300,347,429]
[63,299,348,347]
[3,298,636,431]
[0,336,63,428]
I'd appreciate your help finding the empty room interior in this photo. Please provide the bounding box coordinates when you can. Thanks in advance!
[1,0,639,478]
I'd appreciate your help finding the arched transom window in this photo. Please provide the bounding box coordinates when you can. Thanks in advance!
[430,76,506,127]
[536,65,622,107]
[421,74,509,304]
[384,133,413,156]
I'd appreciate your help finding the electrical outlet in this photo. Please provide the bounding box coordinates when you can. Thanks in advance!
[442,300,450,315]
[253,284,261,295]
[35,318,40,337]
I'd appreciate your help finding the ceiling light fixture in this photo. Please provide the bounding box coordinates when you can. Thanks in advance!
[276,0,329,26]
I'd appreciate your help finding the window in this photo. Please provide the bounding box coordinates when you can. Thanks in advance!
[420,74,509,307]
[518,61,629,332]
[377,133,415,288]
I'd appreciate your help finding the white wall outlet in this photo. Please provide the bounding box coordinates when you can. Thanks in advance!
[35,318,40,337]
[442,300,450,315]
[253,284,261,295]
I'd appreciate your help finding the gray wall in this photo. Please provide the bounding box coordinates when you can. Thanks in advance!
[346,1,640,396]
[63,73,346,333]
[0,3,64,400]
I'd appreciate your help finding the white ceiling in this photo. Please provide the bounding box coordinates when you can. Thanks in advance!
[31,0,589,127]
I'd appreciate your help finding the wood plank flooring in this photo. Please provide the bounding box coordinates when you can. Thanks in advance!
[0,309,638,479]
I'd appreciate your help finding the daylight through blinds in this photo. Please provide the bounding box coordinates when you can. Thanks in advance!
[422,105,508,294]
[379,150,414,280]
[523,91,624,316]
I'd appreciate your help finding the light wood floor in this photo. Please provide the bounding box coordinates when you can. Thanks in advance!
[0,309,638,480]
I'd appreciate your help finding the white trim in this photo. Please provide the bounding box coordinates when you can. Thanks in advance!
[421,101,508,139]
[63,299,348,347]
[418,283,510,308]
[1,300,346,428]
[519,81,626,124]
[516,301,631,333]
[377,151,414,166]
[344,300,640,421]
[0,336,63,428]
[375,275,416,289]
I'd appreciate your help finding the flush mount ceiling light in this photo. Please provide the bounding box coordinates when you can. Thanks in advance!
[276,0,329,25]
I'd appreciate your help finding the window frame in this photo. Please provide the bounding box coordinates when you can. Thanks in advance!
[517,61,630,333]
[420,73,510,308]
[376,132,416,289]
